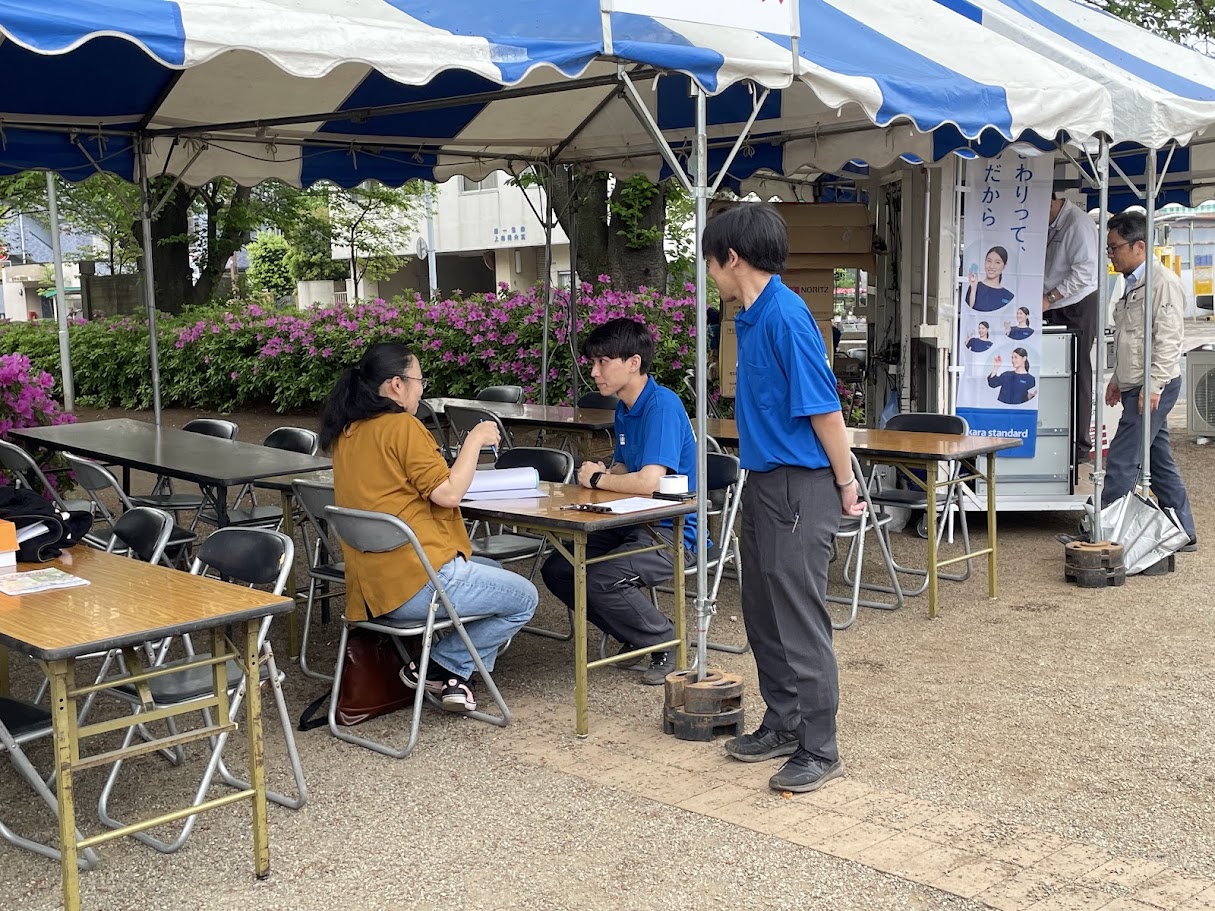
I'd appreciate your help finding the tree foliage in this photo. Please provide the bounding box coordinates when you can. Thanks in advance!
[246,232,295,301]
[1085,0,1215,47]
[319,181,426,298]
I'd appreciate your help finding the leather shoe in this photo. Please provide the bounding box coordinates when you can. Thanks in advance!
[768,749,845,793]
[723,725,799,763]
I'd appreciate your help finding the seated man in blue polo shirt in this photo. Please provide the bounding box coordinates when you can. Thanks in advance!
[704,201,863,795]
[540,317,700,686]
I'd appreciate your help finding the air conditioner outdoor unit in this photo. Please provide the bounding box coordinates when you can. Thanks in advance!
[1186,345,1215,435]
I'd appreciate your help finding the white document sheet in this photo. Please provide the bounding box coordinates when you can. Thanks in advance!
[461,489,548,502]
[465,467,540,495]
[596,497,676,515]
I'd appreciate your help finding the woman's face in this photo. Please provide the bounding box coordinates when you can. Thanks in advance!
[984,251,1006,281]
[379,357,425,415]
[1016,310,1029,327]
[978,323,989,339]
[1011,351,1026,370]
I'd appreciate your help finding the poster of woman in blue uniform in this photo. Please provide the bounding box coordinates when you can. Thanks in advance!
[987,348,1038,405]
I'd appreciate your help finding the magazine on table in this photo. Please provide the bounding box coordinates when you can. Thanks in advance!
[0,568,90,596]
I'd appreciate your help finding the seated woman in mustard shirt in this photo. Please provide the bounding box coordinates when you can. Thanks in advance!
[987,348,1038,405]
[319,342,537,713]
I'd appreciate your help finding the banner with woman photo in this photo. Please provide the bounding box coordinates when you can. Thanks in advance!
[956,150,1052,459]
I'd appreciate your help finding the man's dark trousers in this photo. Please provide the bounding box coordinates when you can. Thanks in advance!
[739,465,841,761]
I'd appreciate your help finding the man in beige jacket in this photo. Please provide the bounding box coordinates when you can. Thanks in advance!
[1099,210,1196,549]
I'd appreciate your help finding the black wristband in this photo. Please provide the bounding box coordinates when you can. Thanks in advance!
[590,471,605,490]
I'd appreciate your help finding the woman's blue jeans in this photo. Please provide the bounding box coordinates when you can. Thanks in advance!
[382,555,538,680]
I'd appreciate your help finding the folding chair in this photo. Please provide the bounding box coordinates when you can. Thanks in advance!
[96,528,306,854]
[129,418,238,529]
[292,479,344,681]
[864,413,974,595]
[446,405,514,456]
[828,453,904,630]
[34,507,177,719]
[0,438,93,515]
[416,400,455,463]
[0,697,99,869]
[471,447,573,579]
[475,384,523,404]
[323,505,511,758]
[193,426,319,530]
[647,452,749,655]
[555,391,618,453]
[65,453,197,566]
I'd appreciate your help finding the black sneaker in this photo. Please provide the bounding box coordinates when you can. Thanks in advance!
[723,725,799,763]
[768,749,845,793]
[399,660,445,694]
[639,651,674,686]
[1179,537,1198,553]
[440,678,477,713]
[1057,533,1089,545]
[613,643,649,672]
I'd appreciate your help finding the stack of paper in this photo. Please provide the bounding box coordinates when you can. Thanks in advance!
[461,467,544,502]
[0,568,90,596]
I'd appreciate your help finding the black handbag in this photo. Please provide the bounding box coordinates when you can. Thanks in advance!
[0,487,93,562]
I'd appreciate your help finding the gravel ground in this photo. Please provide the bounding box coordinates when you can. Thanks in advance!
[1,402,1212,910]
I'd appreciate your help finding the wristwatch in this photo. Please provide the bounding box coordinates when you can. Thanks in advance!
[589,471,605,490]
[1048,289,1061,304]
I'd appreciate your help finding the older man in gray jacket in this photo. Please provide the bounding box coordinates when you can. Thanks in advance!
[1098,210,1196,550]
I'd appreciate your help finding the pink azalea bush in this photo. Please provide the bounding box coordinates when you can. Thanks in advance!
[0,353,77,489]
[0,281,713,413]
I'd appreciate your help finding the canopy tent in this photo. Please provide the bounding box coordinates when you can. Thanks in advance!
[2,0,1214,663]
[3,0,1215,191]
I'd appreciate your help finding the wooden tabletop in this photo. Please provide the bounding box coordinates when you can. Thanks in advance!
[458,481,694,533]
[0,548,292,661]
[424,397,616,431]
[12,419,333,488]
[705,419,1022,461]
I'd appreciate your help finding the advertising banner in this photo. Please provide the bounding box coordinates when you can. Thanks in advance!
[956,150,1052,459]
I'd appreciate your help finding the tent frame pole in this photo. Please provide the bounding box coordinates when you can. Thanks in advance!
[1141,150,1157,493]
[692,86,710,681]
[137,141,164,426]
[1092,137,1110,542]
[45,172,75,413]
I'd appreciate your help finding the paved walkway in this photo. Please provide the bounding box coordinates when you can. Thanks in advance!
[502,698,1215,911]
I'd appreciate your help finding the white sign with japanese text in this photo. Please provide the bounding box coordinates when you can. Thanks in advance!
[606,0,799,37]
[956,150,1052,459]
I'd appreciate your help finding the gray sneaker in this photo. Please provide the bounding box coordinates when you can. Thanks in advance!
[768,749,845,793]
[723,725,799,763]
[639,651,674,686]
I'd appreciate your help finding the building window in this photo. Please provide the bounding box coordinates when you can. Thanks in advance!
[557,270,572,289]
[460,173,498,193]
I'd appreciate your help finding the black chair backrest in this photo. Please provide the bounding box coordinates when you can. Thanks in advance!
[111,507,173,563]
[577,391,619,411]
[263,426,319,455]
[884,413,968,436]
[183,418,238,440]
[704,452,740,492]
[495,446,574,483]
[292,479,341,562]
[476,385,523,404]
[446,405,512,449]
[195,527,289,586]
[415,401,450,453]
[0,439,41,485]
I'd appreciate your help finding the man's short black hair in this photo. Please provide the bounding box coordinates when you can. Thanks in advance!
[1108,210,1147,246]
[582,317,654,374]
[701,202,788,274]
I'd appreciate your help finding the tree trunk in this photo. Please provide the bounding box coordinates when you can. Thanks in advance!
[134,177,191,315]
[191,184,252,306]
[545,170,667,292]
[607,179,667,292]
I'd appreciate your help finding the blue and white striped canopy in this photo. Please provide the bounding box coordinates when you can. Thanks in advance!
[0,0,1213,189]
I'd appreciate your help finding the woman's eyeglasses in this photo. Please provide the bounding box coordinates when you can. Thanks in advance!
[400,374,427,392]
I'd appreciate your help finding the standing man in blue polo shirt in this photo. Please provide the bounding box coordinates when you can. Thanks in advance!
[541,318,701,686]
[704,202,863,794]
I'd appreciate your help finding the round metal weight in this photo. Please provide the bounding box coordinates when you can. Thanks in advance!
[682,673,744,715]
[1064,541,1126,570]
